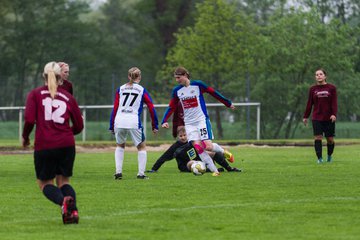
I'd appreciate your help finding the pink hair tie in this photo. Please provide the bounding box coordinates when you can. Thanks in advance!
[58,62,68,68]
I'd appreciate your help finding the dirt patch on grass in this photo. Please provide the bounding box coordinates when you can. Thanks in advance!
[0,144,174,155]
[1,141,358,155]
[75,144,173,153]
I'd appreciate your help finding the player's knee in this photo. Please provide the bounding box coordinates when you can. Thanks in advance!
[200,140,213,151]
[117,143,125,148]
[137,142,146,151]
[327,137,334,144]
[314,135,322,141]
[186,160,194,170]
[194,144,204,154]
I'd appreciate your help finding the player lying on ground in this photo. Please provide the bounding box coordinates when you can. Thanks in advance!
[161,66,235,176]
[147,127,241,173]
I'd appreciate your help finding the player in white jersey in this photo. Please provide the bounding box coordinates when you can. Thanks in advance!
[161,67,235,176]
[109,67,158,180]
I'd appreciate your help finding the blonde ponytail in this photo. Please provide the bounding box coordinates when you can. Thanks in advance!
[128,67,141,83]
[47,70,57,99]
[43,62,61,99]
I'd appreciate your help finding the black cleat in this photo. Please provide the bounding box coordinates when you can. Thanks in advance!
[227,167,242,172]
[114,173,123,180]
[137,175,149,179]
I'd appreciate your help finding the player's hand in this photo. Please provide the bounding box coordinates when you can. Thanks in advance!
[22,137,30,148]
[330,115,336,122]
[162,122,169,128]
[109,129,115,135]
[152,129,158,134]
[230,104,235,110]
[303,118,308,126]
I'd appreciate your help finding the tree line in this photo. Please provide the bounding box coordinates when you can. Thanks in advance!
[0,0,359,139]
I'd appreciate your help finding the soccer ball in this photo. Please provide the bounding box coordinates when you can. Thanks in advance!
[191,161,206,176]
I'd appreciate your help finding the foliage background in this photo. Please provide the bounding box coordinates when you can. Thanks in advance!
[0,0,359,139]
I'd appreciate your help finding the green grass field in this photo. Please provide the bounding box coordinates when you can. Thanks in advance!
[1,145,359,240]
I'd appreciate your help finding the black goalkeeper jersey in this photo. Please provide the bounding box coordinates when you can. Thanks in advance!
[151,141,230,172]
[174,142,201,172]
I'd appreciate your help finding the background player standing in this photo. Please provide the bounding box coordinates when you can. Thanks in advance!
[22,61,84,224]
[303,68,338,163]
[109,67,158,180]
[161,66,235,176]
[58,62,73,95]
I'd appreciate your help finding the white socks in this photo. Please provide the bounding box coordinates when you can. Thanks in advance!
[199,151,218,173]
[138,150,147,176]
[115,147,147,176]
[115,146,124,174]
[212,143,224,153]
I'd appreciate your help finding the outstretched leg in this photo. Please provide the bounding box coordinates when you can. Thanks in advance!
[193,141,219,174]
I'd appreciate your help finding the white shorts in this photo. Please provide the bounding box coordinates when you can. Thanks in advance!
[185,119,214,142]
[114,128,145,147]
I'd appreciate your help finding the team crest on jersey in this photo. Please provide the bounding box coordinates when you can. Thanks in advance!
[182,96,198,109]
[316,90,329,98]
[187,148,197,160]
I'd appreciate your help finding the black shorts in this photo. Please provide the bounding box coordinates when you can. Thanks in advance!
[34,146,76,181]
[312,120,335,137]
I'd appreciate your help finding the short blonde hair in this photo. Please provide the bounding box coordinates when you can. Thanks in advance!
[43,62,61,99]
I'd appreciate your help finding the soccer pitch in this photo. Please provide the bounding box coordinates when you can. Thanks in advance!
[0,145,359,240]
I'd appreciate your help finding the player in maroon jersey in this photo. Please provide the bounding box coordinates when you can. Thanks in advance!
[58,62,73,95]
[303,68,337,163]
[22,61,84,224]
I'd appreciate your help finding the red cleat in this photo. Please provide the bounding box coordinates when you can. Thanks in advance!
[62,196,79,224]
[71,210,79,224]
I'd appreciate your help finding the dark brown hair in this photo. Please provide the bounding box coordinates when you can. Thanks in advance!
[316,68,327,76]
[174,66,190,78]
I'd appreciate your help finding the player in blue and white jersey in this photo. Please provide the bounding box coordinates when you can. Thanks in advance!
[109,67,158,180]
[161,67,235,176]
